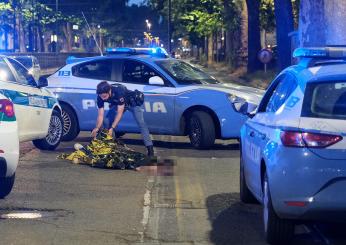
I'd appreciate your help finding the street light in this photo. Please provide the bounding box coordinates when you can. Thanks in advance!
[145,20,152,32]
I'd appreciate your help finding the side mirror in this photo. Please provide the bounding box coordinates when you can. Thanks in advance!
[37,76,48,88]
[149,76,165,86]
[247,110,256,119]
[231,97,257,118]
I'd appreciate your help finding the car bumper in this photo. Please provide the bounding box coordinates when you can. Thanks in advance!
[0,122,19,177]
[267,147,346,222]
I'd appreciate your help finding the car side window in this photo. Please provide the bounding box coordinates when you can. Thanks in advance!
[0,59,16,82]
[123,60,159,85]
[72,60,112,80]
[7,58,36,86]
[265,74,297,112]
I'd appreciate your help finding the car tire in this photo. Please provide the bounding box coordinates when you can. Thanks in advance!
[61,104,80,141]
[263,172,294,244]
[33,110,63,151]
[0,173,15,198]
[240,150,257,203]
[188,111,215,149]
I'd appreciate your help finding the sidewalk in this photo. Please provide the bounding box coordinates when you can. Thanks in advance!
[187,59,277,90]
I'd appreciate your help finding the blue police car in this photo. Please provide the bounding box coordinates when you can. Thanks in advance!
[239,47,346,244]
[47,48,263,149]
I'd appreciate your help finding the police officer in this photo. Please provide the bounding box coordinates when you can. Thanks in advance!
[91,81,154,156]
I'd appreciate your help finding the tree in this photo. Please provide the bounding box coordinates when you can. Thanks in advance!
[274,0,294,69]
[245,0,262,72]
[299,0,346,47]
[0,2,13,51]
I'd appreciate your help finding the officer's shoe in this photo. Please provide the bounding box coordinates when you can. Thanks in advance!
[147,145,154,156]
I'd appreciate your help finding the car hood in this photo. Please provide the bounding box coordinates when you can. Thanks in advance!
[196,83,265,105]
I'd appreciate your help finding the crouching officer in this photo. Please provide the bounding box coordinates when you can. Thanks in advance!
[91,81,154,156]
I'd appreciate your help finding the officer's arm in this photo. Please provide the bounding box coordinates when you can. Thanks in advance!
[95,107,105,129]
[111,104,125,129]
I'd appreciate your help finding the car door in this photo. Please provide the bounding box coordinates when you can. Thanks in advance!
[244,74,298,197]
[119,59,175,134]
[70,59,113,130]
[5,58,49,141]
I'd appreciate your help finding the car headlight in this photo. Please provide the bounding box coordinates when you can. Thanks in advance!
[227,94,248,113]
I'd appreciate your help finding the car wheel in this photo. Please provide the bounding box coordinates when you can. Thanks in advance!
[240,150,257,203]
[33,110,63,150]
[188,111,215,149]
[263,172,294,244]
[0,173,15,198]
[61,104,80,141]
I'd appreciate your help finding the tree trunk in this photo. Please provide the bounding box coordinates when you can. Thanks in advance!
[238,0,248,68]
[224,0,231,65]
[245,0,261,72]
[4,31,8,51]
[16,13,26,52]
[28,24,33,52]
[13,11,18,51]
[208,34,213,65]
[298,0,326,47]
[62,22,73,52]
[37,26,44,52]
[274,0,294,69]
[299,0,346,47]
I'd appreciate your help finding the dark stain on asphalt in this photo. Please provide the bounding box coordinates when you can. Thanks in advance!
[138,158,176,176]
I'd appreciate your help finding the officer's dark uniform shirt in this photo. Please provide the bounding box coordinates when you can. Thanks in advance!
[97,85,130,109]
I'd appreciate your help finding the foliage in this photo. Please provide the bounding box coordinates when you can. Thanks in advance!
[0,2,13,34]
[260,0,275,32]
[149,0,242,46]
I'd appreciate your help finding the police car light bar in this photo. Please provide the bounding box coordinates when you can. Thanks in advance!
[105,48,136,54]
[105,47,169,58]
[293,47,346,59]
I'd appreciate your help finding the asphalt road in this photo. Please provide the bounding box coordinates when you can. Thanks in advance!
[1,133,346,245]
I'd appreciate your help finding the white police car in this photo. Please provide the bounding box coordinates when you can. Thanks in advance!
[0,94,19,198]
[0,55,63,150]
[240,47,346,244]
[47,48,264,149]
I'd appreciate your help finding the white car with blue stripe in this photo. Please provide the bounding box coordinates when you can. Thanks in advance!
[47,48,264,149]
[240,47,346,244]
[0,55,63,151]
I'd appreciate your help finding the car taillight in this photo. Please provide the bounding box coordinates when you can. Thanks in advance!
[0,99,15,118]
[280,131,342,148]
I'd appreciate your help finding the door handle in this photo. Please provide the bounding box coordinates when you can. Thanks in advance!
[249,131,255,137]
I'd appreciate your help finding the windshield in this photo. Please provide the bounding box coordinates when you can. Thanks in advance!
[155,59,220,85]
[12,57,33,69]
[302,81,346,120]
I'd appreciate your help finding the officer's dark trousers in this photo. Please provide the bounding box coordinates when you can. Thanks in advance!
[104,106,153,147]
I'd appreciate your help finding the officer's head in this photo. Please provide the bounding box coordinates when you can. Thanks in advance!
[97,81,111,100]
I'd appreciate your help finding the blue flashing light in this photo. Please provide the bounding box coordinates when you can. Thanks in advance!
[66,56,97,64]
[66,56,76,64]
[105,47,135,54]
[105,47,170,58]
[293,47,346,59]
[293,48,327,58]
